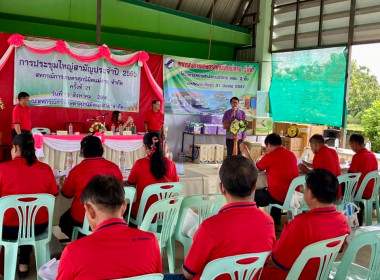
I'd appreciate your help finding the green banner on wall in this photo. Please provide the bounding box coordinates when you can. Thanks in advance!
[163,55,259,115]
[270,47,347,127]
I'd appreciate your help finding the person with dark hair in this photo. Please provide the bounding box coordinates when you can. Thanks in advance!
[127,132,178,223]
[163,156,275,280]
[59,135,123,239]
[348,133,378,224]
[144,100,165,139]
[12,92,31,139]
[298,134,341,197]
[241,133,299,229]
[0,133,58,278]
[222,97,246,156]
[107,110,133,132]
[57,175,162,280]
[261,169,350,280]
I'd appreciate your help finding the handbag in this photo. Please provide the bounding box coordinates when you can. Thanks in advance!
[343,202,360,243]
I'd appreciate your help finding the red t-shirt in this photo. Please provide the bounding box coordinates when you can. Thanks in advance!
[261,206,350,280]
[348,148,378,199]
[61,157,123,222]
[144,110,164,131]
[313,145,341,198]
[183,202,275,280]
[56,218,162,280]
[0,156,59,226]
[107,121,121,131]
[256,146,299,202]
[12,103,31,131]
[127,157,179,219]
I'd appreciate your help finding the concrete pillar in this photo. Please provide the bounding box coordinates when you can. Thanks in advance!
[255,0,272,91]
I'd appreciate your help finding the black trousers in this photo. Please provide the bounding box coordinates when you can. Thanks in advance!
[254,188,283,225]
[59,209,83,239]
[11,129,30,140]
[226,138,242,157]
[2,222,48,265]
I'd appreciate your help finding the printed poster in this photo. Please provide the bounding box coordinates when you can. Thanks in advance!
[163,55,259,115]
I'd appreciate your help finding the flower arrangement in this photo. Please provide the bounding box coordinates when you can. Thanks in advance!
[0,98,4,110]
[89,122,106,133]
[228,119,247,134]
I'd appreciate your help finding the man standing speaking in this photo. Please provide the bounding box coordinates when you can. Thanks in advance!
[222,97,246,156]
[144,100,165,140]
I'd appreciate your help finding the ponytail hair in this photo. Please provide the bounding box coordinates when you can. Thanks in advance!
[13,133,36,166]
[143,132,167,179]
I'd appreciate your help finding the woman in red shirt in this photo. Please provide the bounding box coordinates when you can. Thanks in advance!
[107,110,133,132]
[0,133,58,278]
[127,132,179,223]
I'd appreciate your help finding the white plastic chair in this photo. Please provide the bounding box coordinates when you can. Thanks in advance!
[140,196,184,273]
[199,252,270,280]
[0,194,55,280]
[285,234,348,280]
[129,182,183,227]
[335,173,361,211]
[173,194,226,258]
[268,175,307,219]
[329,230,380,279]
[31,127,51,135]
[353,171,380,225]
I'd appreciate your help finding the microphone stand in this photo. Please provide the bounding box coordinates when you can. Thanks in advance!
[95,113,109,129]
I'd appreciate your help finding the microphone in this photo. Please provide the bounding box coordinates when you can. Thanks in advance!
[86,118,96,122]
[101,113,109,117]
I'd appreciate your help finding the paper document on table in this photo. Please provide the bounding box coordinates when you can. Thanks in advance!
[38,258,59,280]
[59,168,71,177]
[358,224,380,232]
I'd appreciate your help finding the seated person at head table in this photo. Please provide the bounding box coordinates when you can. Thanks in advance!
[261,169,350,280]
[0,133,59,279]
[348,133,378,225]
[126,132,179,223]
[163,155,275,280]
[59,135,123,239]
[298,134,341,198]
[107,110,133,132]
[240,133,299,228]
[57,175,162,280]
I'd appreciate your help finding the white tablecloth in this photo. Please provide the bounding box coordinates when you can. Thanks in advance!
[39,135,145,170]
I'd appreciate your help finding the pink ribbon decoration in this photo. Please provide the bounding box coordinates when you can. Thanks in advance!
[33,134,44,149]
[94,132,106,144]
[2,33,164,102]
[7,34,24,47]
[98,45,111,59]
[56,40,68,54]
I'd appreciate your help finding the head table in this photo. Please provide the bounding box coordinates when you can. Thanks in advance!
[39,134,145,171]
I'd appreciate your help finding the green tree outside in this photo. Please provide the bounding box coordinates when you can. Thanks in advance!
[362,101,380,152]
[348,61,380,120]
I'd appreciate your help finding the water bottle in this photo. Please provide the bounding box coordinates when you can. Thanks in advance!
[304,147,310,163]
[334,138,339,150]
[67,152,74,170]
[119,151,125,172]
[119,124,123,135]
[365,140,372,151]
[68,123,73,135]
[111,124,115,134]
[131,124,136,134]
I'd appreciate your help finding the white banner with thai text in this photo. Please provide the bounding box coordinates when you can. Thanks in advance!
[14,47,140,112]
